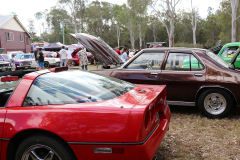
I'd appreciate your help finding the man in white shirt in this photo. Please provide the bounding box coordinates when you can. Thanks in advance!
[66,47,72,67]
[59,46,68,67]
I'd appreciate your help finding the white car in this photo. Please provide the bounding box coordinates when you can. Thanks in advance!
[15,54,60,68]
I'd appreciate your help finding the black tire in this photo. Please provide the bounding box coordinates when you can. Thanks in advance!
[198,88,233,118]
[56,62,60,67]
[44,62,50,68]
[15,134,76,160]
[71,61,76,66]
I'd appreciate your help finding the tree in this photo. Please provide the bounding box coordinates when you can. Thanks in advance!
[27,19,41,43]
[128,0,149,48]
[150,0,181,47]
[190,0,198,47]
[59,0,87,33]
[230,0,240,42]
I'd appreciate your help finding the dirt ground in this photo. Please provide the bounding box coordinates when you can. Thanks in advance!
[157,105,240,160]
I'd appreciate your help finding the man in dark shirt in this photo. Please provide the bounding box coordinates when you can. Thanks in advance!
[38,48,44,70]
[34,46,39,69]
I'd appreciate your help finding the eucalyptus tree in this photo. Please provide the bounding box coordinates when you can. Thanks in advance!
[128,0,149,48]
[85,1,116,45]
[59,0,87,33]
[112,4,125,48]
[190,0,199,47]
[45,8,72,43]
[230,0,239,42]
[150,0,181,47]
[27,19,41,43]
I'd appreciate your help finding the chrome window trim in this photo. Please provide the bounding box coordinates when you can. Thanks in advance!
[167,101,195,106]
[163,51,206,72]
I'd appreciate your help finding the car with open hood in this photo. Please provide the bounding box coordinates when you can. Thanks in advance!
[0,67,170,160]
[71,33,240,118]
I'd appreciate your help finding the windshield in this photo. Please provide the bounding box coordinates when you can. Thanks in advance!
[15,54,23,59]
[23,70,135,106]
[1,55,10,60]
[206,51,228,68]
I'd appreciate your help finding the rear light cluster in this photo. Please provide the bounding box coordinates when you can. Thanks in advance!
[144,95,166,130]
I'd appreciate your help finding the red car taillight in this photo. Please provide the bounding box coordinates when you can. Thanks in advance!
[144,109,151,130]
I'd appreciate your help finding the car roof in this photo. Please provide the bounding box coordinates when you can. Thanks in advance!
[142,47,207,53]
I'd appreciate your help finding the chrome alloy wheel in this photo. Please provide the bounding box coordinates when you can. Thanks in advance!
[204,93,227,115]
[21,144,62,160]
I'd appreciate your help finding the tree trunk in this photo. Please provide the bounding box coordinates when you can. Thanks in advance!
[117,24,120,48]
[79,17,82,33]
[231,0,239,42]
[139,24,142,48]
[153,23,156,42]
[169,18,174,47]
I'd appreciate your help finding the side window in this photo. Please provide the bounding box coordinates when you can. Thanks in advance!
[165,53,203,71]
[222,47,238,57]
[0,56,3,60]
[126,52,165,70]
[190,55,204,71]
[222,48,228,57]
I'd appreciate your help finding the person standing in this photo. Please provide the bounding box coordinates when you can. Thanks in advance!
[78,48,88,70]
[121,47,128,62]
[115,47,120,55]
[10,54,16,71]
[66,47,72,67]
[38,48,45,70]
[34,46,39,69]
[59,46,67,67]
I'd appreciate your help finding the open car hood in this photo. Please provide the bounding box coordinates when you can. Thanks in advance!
[70,33,124,66]
[229,47,240,66]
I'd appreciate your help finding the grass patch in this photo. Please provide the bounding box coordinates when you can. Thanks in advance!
[157,105,240,159]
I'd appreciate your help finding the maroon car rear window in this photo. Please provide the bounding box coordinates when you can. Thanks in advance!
[23,70,135,106]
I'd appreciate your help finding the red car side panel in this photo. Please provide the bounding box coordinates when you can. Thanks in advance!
[69,106,170,160]
[4,84,152,143]
[1,141,9,160]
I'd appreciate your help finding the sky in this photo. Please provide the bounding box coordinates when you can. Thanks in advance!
[0,0,222,36]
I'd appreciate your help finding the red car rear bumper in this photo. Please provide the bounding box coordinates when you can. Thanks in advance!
[69,105,171,160]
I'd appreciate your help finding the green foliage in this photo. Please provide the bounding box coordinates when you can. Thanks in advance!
[34,0,240,48]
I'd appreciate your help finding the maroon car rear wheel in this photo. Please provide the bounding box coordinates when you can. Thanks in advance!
[15,134,76,160]
[198,89,233,118]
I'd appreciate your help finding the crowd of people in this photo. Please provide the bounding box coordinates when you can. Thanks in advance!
[32,45,89,71]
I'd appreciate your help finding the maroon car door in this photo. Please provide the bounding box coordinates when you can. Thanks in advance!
[111,52,165,85]
[160,51,206,105]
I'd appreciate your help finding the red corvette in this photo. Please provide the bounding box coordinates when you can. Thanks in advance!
[0,67,170,160]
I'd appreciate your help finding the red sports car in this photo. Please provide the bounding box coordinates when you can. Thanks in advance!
[0,67,170,160]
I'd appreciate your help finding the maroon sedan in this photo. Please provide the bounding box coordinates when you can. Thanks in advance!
[71,33,240,118]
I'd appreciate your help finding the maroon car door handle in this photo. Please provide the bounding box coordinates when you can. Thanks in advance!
[150,72,158,75]
[194,73,203,77]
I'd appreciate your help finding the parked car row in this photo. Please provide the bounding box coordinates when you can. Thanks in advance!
[0,54,32,70]
[15,53,60,68]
